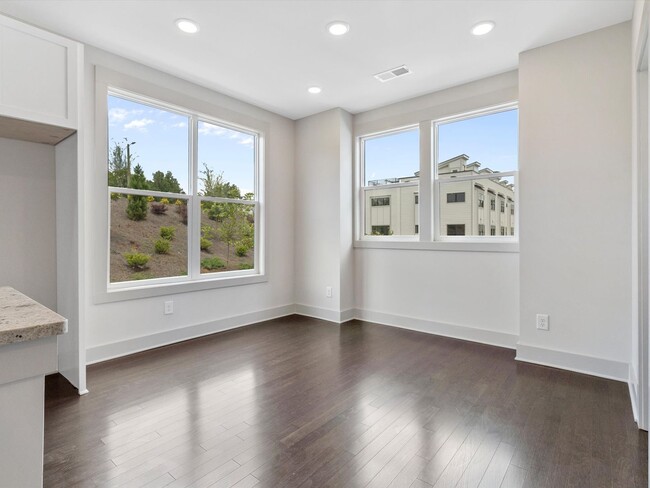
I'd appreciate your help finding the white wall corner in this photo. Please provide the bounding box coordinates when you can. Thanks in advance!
[629,363,640,423]
[294,304,354,324]
[515,343,630,382]
[86,304,296,364]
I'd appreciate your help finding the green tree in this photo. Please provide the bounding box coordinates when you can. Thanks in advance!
[199,163,242,222]
[126,164,149,221]
[148,170,183,194]
[217,204,249,265]
[108,141,128,187]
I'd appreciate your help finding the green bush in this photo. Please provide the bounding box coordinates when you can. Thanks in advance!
[235,243,249,257]
[154,239,170,254]
[239,263,253,270]
[126,194,148,221]
[123,251,150,270]
[200,237,212,251]
[110,192,121,201]
[201,257,225,270]
[160,226,175,240]
[201,224,215,240]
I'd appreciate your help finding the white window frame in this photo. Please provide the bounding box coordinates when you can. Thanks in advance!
[355,102,518,252]
[94,68,267,303]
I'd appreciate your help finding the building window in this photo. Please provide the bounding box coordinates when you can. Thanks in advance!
[447,224,465,236]
[358,104,517,243]
[511,227,515,235]
[415,224,419,234]
[371,196,390,206]
[371,225,391,236]
[446,192,466,203]
[361,127,419,237]
[106,91,261,289]
[478,224,485,236]
[490,225,496,236]
[511,204,515,215]
[500,226,506,235]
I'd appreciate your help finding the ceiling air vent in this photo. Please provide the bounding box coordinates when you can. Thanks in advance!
[374,65,412,83]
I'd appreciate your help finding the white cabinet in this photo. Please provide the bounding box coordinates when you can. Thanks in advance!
[0,14,79,130]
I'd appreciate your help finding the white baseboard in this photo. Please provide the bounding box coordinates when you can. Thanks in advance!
[294,304,355,324]
[352,308,518,349]
[86,304,296,364]
[516,343,629,382]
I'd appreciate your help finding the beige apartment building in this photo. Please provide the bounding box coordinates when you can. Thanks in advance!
[364,154,515,236]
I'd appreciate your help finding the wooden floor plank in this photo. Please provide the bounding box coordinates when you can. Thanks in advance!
[42,316,647,488]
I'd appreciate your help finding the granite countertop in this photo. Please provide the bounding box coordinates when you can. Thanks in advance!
[0,286,67,346]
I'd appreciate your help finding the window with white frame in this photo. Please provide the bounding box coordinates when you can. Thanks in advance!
[360,127,419,237]
[357,104,518,243]
[107,91,261,288]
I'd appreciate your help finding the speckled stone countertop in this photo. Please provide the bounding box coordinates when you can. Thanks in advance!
[0,287,67,346]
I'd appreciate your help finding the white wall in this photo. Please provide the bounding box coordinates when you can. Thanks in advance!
[294,108,354,321]
[0,137,57,310]
[83,47,296,362]
[518,22,632,380]
[352,72,520,348]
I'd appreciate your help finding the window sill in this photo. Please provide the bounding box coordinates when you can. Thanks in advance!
[94,273,268,304]
[354,239,519,253]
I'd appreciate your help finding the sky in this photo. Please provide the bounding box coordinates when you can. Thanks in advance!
[364,109,518,185]
[108,95,255,195]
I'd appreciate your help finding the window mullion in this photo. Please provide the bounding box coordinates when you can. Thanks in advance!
[418,120,432,241]
[189,115,200,280]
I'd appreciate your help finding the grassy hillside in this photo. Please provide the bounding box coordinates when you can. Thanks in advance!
[110,197,254,283]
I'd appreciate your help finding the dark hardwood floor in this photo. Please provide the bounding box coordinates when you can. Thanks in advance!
[44,316,647,487]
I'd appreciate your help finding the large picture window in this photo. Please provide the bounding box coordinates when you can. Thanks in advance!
[357,103,518,246]
[107,91,261,289]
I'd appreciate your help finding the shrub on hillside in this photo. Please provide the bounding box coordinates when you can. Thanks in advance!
[160,198,170,205]
[200,237,212,251]
[235,243,249,257]
[160,226,175,240]
[150,202,168,215]
[123,251,150,270]
[239,263,253,270]
[154,239,170,254]
[201,257,225,270]
[126,164,149,221]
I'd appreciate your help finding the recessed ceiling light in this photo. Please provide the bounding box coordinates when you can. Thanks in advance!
[327,21,350,36]
[471,21,495,36]
[176,18,199,34]
[308,86,322,94]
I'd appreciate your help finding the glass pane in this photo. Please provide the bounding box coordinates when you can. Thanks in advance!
[363,184,419,236]
[200,201,255,273]
[108,95,189,193]
[437,108,518,173]
[439,175,515,237]
[364,128,419,186]
[198,121,256,199]
[110,192,188,282]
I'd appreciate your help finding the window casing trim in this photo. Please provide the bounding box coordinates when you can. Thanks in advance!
[355,101,518,250]
[93,67,268,303]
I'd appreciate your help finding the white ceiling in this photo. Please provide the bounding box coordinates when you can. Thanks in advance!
[0,0,634,120]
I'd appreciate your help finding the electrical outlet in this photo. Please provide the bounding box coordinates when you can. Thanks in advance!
[536,314,549,331]
[326,286,332,298]
[164,300,174,315]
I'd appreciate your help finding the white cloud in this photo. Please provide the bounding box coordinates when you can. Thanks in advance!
[238,136,254,146]
[198,123,226,136]
[109,108,129,124]
[124,118,154,131]
[172,121,187,128]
